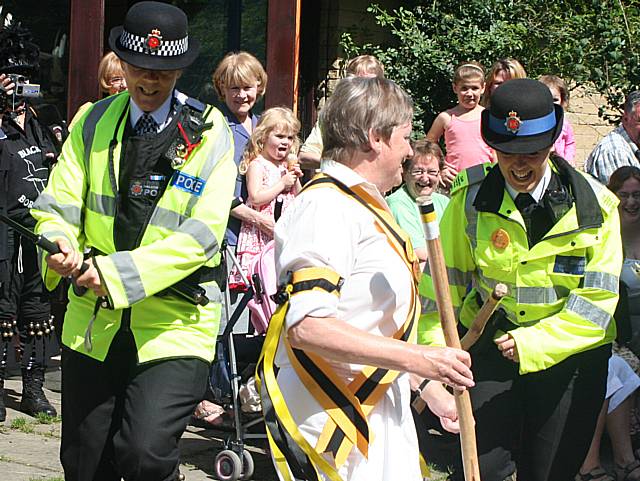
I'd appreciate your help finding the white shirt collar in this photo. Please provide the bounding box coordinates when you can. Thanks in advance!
[320,158,390,208]
[505,162,552,203]
[321,159,369,188]
[129,90,188,132]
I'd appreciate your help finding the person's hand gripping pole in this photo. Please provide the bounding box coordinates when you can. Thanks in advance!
[416,196,481,481]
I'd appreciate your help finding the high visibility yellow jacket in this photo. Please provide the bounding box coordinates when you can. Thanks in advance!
[418,159,622,374]
[31,92,236,363]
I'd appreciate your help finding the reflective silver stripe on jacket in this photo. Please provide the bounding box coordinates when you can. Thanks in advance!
[110,251,146,305]
[419,297,460,320]
[32,193,82,228]
[476,272,569,305]
[178,218,219,259]
[184,123,232,217]
[583,271,619,294]
[86,192,116,217]
[423,263,472,287]
[464,183,482,251]
[148,206,187,232]
[82,95,119,173]
[515,286,560,304]
[566,293,611,329]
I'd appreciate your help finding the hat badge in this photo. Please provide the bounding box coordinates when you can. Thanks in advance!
[505,111,521,134]
[146,28,163,52]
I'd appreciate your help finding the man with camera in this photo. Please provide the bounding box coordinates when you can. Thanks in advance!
[0,20,59,421]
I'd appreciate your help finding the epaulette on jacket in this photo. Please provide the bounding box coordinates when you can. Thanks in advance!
[450,162,494,195]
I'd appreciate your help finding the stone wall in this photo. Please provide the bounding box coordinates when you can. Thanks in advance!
[565,87,617,170]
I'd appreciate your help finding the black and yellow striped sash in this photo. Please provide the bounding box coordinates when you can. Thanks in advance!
[256,174,421,480]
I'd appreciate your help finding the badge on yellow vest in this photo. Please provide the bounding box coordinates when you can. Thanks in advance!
[491,228,510,249]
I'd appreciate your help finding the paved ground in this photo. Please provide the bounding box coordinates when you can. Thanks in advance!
[6,370,617,481]
[1,374,279,481]
[1,375,455,481]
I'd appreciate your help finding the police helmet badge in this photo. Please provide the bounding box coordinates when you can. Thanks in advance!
[505,111,521,134]
[146,28,162,53]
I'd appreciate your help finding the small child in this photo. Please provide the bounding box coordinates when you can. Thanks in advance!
[539,74,577,165]
[426,61,494,189]
[230,107,302,287]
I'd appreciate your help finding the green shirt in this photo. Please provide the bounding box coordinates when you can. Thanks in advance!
[386,185,450,249]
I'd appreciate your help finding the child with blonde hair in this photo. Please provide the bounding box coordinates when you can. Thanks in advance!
[539,74,577,165]
[426,61,494,188]
[230,107,302,286]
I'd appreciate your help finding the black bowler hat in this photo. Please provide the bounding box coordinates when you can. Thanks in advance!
[109,1,200,71]
[481,78,564,154]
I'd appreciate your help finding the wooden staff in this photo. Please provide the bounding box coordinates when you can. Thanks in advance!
[417,197,481,481]
[460,284,508,351]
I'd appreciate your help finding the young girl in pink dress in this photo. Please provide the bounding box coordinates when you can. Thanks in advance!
[230,107,302,287]
[540,74,577,165]
[426,61,494,189]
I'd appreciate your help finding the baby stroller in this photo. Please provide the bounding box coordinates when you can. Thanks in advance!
[212,241,276,481]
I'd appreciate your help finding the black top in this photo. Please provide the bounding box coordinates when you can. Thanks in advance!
[0,109,54,227]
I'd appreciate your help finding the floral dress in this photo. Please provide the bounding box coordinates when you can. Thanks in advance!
[229,155,296,288]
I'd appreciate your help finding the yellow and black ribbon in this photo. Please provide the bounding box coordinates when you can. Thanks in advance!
[256,174,421,479]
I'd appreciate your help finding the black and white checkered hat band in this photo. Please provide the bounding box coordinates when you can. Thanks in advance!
[119,30,188,56]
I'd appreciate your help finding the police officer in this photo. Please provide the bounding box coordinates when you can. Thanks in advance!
[419,79,622,481]
[31,2,236,480]
[0,18,58,421]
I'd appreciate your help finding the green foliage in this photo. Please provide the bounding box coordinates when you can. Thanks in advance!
[341,0,640,131]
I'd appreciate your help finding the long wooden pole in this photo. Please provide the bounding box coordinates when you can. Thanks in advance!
[418,197,481,481]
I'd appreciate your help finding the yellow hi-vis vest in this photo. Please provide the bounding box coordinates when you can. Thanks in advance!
[419,159,622,374]
[256,174,429,481]
[31,92,236,363]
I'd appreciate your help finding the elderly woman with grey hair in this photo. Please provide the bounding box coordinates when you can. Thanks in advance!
[258,76,474,481]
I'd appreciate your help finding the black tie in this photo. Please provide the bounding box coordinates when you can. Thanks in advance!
[135,113,158,136]
[514,193,539,248]
[514,192,536,213]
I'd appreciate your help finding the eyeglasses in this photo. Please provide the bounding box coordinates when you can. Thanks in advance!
[409,169,439,177]
[618,192,640,201]
[108,77,125,87]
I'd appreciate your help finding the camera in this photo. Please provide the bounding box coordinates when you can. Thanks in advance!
[9,74,40,98]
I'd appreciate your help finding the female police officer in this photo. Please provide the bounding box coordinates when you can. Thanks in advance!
[31,2,236,480]
[419,78,622,481]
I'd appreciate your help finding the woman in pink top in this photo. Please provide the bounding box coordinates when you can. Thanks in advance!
[427,61,494,189]
[540,75,577,165]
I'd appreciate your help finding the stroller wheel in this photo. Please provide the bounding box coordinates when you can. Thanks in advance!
[215,449,242,481]
[240,449,255,480]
